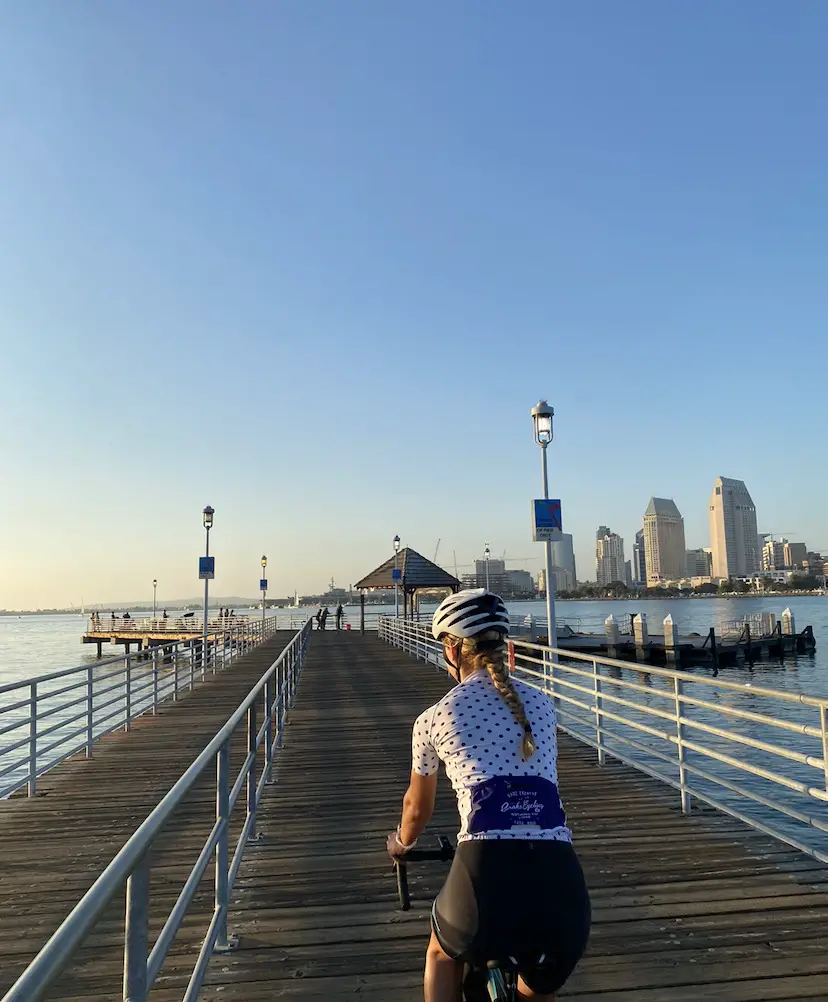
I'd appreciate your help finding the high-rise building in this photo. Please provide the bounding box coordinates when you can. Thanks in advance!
[686,548,713,577]
[475,557,506,581]
[596,527,626,586]
[632,529,647,585]
[783,541,807,570]
[549,533,577,590]
[643,498,686,583]
[539,567,575,593]
[709,477,759,578]
[762,538,786,571]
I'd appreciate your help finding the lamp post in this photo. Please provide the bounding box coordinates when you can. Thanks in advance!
[484,543,490,590]
[261,555,267,633]
[393,535,401,618]
[152,579,157,620]
[530,401,558,656]
[202,505,214,675]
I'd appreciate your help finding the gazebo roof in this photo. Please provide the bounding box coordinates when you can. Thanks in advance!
[354,547,461,593]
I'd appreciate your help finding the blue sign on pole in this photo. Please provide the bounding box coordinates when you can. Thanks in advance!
[532,499,563,542]
[199,556,215,580]
[260,578,268,592]
[391,568,402,582]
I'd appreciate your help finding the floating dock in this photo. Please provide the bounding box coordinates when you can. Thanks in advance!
[521,609,817,670]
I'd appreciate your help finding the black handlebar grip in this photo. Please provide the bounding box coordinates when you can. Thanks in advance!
[396,861,411,911]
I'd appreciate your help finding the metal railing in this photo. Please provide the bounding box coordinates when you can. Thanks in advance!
[85,615,258,634]
[0,616,283,799]
[1,620,313,1002]
[378,617,828,863]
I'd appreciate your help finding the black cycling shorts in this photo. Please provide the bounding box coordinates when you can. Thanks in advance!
[431,839,591,995]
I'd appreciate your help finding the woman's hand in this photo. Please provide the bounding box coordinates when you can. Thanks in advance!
[386,828,415,860]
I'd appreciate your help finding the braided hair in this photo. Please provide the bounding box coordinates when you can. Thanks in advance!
[450,629,537,759]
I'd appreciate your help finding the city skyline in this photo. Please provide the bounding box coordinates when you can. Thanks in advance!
[2,6,828,606]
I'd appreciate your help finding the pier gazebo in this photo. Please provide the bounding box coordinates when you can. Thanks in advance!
[355,547,461,631]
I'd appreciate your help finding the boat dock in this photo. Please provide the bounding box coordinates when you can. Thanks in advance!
[518,608,817,669]
[2,626,828,1000]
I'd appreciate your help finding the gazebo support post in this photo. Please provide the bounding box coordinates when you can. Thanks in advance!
[360,591,365,634]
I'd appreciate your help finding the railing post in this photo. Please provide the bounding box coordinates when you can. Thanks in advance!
[264,675,274,784]
[123,851,151,1002]
[173,647,180,701]
[86,667,94,757]
[189,643,195,691]
[592,660,605,765]
[275,660,283,749]
[124,655,132,732]
[820,705,828,799]
[246,702,259,841]
[152,648,159,715]
[673,676,690,814]
[28,682,37,797]
[214,742,231,951]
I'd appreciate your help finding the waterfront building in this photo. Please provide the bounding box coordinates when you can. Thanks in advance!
[538,567,575,593]
[686,548,713,577]
[596,527,626,586]
[549,533,577,584]
[709,477,759,578]
[762,538,786,571]
[632,529,647,585]
[784,541,807,570]
[643,498,686,584]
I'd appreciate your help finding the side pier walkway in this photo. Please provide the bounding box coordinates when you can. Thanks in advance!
[202,633,828,1002]
[0,632,299,1000]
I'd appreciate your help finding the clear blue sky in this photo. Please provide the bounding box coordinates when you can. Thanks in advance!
[1,2,827,608]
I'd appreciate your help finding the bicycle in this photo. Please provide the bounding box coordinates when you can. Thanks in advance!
[394,835,545,1002]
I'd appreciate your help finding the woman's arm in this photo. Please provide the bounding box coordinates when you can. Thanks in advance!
[398,770,438,846]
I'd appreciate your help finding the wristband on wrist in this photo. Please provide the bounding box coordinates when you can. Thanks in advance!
[395,825,418,851]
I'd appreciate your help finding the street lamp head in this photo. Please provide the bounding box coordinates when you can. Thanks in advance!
[484,544,490,559]
[261,555,267,568]
[153,579,157,588]
[393,534,401,553]
[530,399,554,446]
[203,505,215,529]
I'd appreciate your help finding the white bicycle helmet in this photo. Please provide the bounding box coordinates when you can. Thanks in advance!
[432,588,510,640]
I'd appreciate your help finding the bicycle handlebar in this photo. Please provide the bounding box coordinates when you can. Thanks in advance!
[394,835,454,911]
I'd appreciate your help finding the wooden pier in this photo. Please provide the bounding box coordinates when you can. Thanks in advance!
[81,616,260,658]
[2,633,828,1000]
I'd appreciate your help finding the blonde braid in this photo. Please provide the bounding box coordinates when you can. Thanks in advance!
[461,631,537,759]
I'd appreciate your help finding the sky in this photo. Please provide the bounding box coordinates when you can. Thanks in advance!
[1,2,827,608]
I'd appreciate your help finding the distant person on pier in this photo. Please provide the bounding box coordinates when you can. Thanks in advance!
[316,607,323,629]
[320,606,329,631]
[123,611,131,620]
[163,610,168,619]
[336,603,344,630]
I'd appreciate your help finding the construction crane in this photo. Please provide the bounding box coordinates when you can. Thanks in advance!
[434,538,441,563]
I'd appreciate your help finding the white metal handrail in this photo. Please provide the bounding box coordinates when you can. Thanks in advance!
[0,616,283,799]
[378,616,828,863]
[1,619,313,1002]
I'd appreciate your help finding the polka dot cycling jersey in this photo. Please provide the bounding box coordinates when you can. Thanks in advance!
[412,671,573,843]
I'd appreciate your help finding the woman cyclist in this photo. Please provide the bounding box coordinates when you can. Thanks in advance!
[387,589,591,1001]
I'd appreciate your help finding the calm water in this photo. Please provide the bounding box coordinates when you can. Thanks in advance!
[2,597,828,851]
[2,596,827,693]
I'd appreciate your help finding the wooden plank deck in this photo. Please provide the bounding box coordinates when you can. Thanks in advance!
[2,630,828,1001]
[199,633,828,1002]
[0,632,300,1001]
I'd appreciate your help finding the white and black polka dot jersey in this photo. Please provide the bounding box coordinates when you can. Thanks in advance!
[412,671,572,843]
